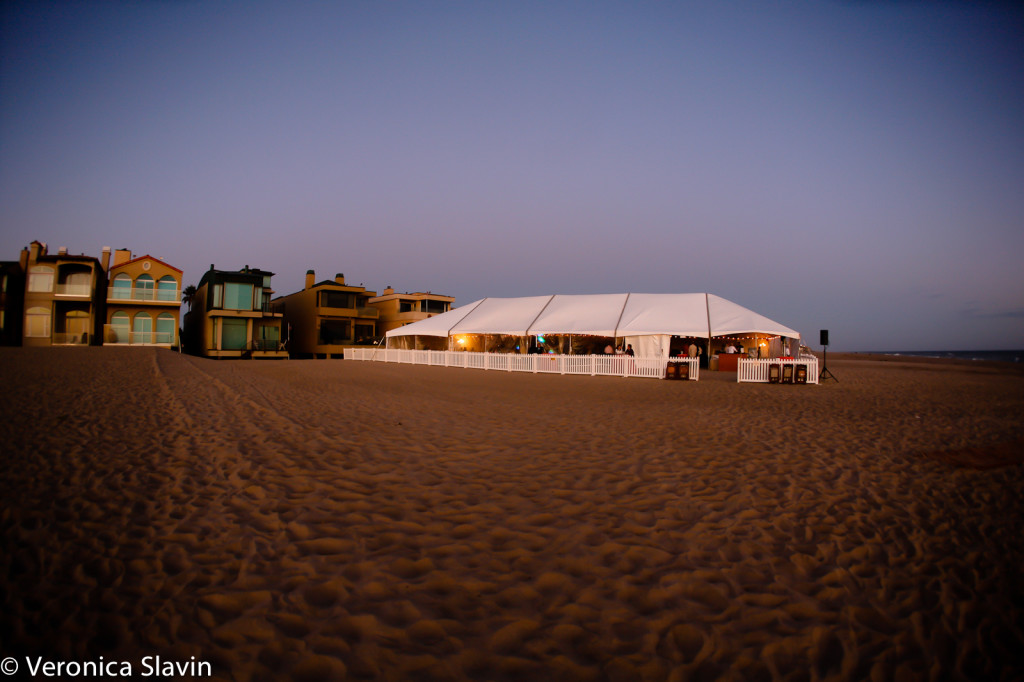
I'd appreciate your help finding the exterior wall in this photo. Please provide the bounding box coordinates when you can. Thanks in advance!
[272,272,378,357]
[184,267,286,359]
[369,289,455,335]
[20,242,106,347]
[0,261,25,346]
[105,254,182,347]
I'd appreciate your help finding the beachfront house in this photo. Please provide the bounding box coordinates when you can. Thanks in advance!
[270,271,378,358]
[183,265,287,359]
[368,286,455,336]
[104,250,183,347]
[19,241,107,347]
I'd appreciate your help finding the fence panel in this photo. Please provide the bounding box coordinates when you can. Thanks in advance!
[346,349,720,382]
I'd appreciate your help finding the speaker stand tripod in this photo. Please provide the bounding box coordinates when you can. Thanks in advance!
[820,346,838,382]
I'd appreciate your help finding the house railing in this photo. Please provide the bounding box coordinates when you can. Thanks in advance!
[109,287,180,302]
[251,339,286,352]
[345,348,700,380]
[52,332,90,345]
[737,355,820,384]
[55,284,93,297]
[104,327,176,345]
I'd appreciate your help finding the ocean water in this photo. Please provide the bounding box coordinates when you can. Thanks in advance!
[869,350,1024,363]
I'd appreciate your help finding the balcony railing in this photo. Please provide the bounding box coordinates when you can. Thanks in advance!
[251,339,286,352]
[52,332,90,345]
[55,284,93,297]
[108,287,180,302]
[104,326,176,345]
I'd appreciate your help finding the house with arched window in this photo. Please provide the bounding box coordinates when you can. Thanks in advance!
[104,249,182,347]
[19,241,106,346]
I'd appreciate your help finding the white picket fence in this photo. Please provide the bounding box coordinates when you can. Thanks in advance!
[737,356,820,384]
[345,348,700,380]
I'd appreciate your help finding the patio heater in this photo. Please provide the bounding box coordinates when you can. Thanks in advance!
[819,330,837,382]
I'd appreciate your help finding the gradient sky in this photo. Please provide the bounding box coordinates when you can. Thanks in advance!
[2,1,1022,351]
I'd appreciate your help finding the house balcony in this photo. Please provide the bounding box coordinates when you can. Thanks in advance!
[104,328,176,346]
[51,332,91,345]
[108,288,180,304]
[55,284,94,297]
[317,306,379,319]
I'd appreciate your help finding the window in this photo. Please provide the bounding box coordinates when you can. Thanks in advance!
[110,312,130,343]
[258,324,280,350]
[320,291,354,309]
[399,300,416,313]
[157,276,177,302]
[28,266,54,293]
[26,306,50,337]
[156,313,175,344]
[423,300,449,314]
[65,310,89,343]
[111,274,132,300]
[212,284,223,308]
[136,274,154,301]
[318,320,350,344]
[133,313,152,343]
[64,271,91,294]
[221,318,247,350]
[224,282,253,310]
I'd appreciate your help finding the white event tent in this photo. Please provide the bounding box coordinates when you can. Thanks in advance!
[385,293,801,358]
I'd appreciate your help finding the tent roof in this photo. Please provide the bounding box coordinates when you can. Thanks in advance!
[385,293,799,340]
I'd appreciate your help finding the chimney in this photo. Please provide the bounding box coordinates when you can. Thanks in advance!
[113,248,132,267]
[334,273,345,285]
[383,286,395,295]
[305,270,315,290]
[29,241,46,261]
[101,246,111,271]
[58,246,68,255]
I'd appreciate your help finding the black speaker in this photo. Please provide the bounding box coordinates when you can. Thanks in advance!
[820,329,829,347]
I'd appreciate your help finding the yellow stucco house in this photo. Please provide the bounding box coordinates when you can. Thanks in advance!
[270,271,378,358]
[104,249,182,347]
[369,286,455,335]
[20,241,107,346]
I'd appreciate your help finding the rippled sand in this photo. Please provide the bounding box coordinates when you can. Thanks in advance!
[1,347,1022,681]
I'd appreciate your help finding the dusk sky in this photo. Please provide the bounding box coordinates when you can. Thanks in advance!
[2,1,1022,351]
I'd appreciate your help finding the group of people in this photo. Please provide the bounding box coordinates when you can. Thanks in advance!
[604,344,635,356]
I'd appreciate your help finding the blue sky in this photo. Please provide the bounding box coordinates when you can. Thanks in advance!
[2,1,1022,351]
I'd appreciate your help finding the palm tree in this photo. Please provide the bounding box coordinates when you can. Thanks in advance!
[182,284,197,310]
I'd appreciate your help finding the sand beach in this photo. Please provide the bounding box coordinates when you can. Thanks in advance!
[1,347,1022,681]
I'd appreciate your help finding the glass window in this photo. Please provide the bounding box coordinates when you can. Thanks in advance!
[133,313,152,343]
[320,291,354,308]
[156,313,175,344]
[110,311,130,343]
[399,300,415,313]
[157,276,177,301]
[212,284,223,308]
[221,318,247,350]
[28,266,54,293]
[136,274,154,301]
[423,300,448,314]
[318,320,350,344]
[111,274,132,299]
[224,282,253,310]
[26,306,51,337]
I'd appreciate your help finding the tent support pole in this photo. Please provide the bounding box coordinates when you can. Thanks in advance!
[705,293,713,369]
